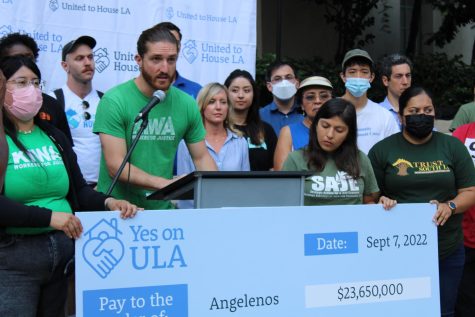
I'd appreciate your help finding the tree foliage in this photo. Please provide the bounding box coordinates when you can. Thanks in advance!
[426,0,475,48]
[309,0,380,63]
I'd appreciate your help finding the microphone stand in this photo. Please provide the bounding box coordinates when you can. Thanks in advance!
[105,116,149,196]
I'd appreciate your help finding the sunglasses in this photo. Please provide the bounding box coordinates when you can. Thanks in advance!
[82,100,91,120]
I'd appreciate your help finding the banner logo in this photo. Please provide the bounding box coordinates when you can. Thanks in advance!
[182,40,198,64]
[0,25,12,36]
[82,218,125,279]
[166,7,174,19]
[94,47,110,73]
[49,0,59,11]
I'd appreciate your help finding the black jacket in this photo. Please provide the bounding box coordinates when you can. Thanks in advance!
[0,120,107,228]
[38,93,73,144]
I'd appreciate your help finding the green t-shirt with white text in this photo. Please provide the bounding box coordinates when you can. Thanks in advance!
[93,80,205,210]
[5,126,71,234]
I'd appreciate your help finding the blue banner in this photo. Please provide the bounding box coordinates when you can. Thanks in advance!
[75,204,440,316]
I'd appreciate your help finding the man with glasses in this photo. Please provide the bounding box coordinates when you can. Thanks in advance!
[378,53,413,128]
[259,61,303,135]
[0,32,72,143]
[49,35,103,187]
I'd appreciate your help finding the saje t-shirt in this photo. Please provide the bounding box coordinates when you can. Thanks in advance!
[282,149,379,205]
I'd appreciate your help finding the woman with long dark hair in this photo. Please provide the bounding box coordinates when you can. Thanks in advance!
[369,86,475,317]
[282,98,393,206]
[224,69,277,171]
[0,55,139,316]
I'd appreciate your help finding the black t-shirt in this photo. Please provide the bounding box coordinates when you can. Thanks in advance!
[235,121,277,171]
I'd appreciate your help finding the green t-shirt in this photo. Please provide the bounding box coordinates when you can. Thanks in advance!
[282,149,379,205]
[368,132,475,259]
[5,126,71,234]
[449,101,475,132]
[93,80,205,210]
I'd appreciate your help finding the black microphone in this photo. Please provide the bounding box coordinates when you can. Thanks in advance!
[133,90,166,123]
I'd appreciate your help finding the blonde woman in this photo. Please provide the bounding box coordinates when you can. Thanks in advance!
[176,83,250,207]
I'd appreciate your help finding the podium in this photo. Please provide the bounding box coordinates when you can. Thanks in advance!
[147,171,312,208]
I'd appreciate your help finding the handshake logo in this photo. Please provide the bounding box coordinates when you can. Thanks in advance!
[82,218,124,279]
[182,40,199,64]
[94,48,110,73]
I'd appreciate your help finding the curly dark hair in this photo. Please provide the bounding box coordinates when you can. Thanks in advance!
[0,32,39,60]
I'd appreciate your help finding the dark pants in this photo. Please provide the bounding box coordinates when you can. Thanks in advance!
[455,246,475,317]
[440,244,465,317]
[0,230,74,317]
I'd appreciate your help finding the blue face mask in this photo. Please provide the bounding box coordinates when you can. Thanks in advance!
[345,78,371,98]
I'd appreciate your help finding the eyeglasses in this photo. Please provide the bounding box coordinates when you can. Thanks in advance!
[7,77,44,89]
[270,75,296,84]
[82,100,91,120]
[303,93,331,102]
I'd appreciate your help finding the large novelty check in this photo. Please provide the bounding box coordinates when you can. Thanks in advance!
[75,204,440,316]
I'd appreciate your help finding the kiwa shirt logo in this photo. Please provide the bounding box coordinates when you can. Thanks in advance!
[11,146,63,170]
[392,158,450,176]
[133,116,176,141]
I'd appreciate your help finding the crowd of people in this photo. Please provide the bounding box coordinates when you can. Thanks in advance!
[0,21,474,317]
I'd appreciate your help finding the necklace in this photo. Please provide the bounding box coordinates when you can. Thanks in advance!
[18,129,33,134]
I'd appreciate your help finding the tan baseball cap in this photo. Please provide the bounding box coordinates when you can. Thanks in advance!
[299,76,333,90]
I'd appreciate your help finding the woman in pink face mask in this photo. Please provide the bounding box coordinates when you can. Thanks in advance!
[0,56,141,316]
[0,71,7,192]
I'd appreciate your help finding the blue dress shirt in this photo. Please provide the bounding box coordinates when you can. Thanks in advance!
[259,101,304,135]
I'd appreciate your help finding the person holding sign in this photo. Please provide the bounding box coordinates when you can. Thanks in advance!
[0,70,7,191]
[452,122,475,316]
[0,56,139,316]
[368,86,475,317]
[282,98,394,208]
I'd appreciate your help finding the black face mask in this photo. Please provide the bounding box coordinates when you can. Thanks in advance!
[404,114,435,139]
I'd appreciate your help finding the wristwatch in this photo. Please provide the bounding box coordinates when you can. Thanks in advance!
[448,201,457,216]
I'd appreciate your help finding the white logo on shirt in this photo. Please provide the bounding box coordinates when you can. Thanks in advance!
[310,171,360,193]
[11,146,62,169]
[134,116,176,141]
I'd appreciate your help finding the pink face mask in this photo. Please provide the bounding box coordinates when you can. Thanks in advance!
[4,85,43,122]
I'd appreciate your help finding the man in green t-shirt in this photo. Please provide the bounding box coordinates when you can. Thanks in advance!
[93,26,217,210]
[449,83,475,132]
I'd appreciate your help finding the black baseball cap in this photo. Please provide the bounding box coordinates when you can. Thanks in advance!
[62,35,96,61]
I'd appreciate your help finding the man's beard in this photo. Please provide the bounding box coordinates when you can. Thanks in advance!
[141,67,171,91]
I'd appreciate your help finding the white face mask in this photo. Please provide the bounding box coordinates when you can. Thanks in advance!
[271,80,297,101]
